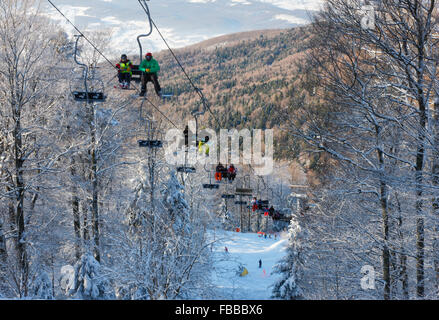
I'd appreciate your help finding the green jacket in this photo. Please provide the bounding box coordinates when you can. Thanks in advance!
[139,58,160,74]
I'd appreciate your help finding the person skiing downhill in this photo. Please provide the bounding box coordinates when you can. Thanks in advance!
[139,52,161,97]
[116,54,132,89]
[259,259,262,268]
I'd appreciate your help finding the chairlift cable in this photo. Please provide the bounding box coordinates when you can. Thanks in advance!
[151,18,222,128]
[47,0,118,70]
[48,0,190,131]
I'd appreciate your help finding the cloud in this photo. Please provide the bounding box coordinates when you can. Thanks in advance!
[43,0,321,55]
[274,14,309,25]
[255,0,323,11]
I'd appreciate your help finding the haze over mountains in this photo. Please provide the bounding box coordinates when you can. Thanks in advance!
[43,0,322,57]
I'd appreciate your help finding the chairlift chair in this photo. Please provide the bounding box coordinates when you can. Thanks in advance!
[177,166,196,173]
[203,183,219,189]
[138,140,163,148]
[71,77,106,103]
[137,117,163,149]
[235,188,253,197]
[203,167,219,189]
[70,35,106,103]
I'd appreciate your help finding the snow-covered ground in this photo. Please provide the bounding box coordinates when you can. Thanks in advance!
[208,229,288,299]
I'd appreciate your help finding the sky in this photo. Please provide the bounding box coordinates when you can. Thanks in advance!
[43,0,323,59]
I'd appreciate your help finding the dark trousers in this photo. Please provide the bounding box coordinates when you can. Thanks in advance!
[118,72,131,84]
[141,73,161,95]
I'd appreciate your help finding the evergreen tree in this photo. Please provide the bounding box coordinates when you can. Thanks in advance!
[70,254,114,300]
[161,172,190,231]
[30,271,53,300]
[271,215,304,299]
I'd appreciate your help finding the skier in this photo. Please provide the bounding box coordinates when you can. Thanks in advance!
[225,246,228,253]
[116,54,132,89]
[139,52,161,97]
[215,163,225,181]
[251,197,258,212]
[258,259,262,268]
[227,164,237,182]
[268,206,275,217]
[183,125,189,149]
[198,136,210,156]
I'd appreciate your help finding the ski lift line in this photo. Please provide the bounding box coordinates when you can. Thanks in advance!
[46,0,117,70]
[143,96,178,129]
[150,18,221,128]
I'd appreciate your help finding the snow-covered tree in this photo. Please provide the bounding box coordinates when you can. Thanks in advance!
[0,0,71,297]
[30,271,53,300]
[69,254,114,300]
[162,172,191,231]
[271,214,304,300]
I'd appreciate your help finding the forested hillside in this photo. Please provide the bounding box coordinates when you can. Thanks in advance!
[150,27,318,161]
[4,0,439,303]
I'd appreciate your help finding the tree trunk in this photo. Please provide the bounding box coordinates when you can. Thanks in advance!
[415,94,426,299]
[376,124,390,299]
[432,95,439,296]
[90,105,100,263]
[13,99,28,297]
[380,180,390,300]
[71,158,81,261]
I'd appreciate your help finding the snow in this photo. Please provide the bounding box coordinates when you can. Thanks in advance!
[209,229,288,299]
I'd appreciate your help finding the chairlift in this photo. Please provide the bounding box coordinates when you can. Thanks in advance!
[70,35,106,103]
[177,166,196,173]
[235,188,253,197]
[203,183,219,189]
[258,200,270,211]
[138,140,163,148]
[177,129,196,174]
[138,117,163,149]
[221,178,236,199]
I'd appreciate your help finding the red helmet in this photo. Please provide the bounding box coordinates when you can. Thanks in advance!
[146,52,152,57]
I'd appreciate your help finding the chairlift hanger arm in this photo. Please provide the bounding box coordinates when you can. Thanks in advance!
[46,0,117,70]
[137,0,154,63]
[74,35,88,76]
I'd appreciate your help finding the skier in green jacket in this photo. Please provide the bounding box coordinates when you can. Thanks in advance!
[139,52,161,97]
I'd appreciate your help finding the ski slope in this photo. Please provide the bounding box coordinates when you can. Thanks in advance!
[208,229,288,300]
